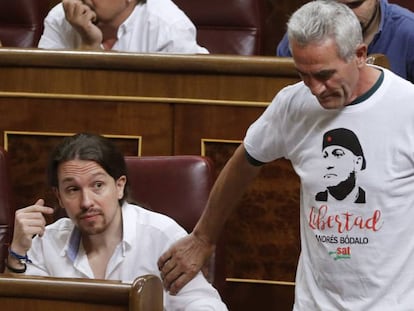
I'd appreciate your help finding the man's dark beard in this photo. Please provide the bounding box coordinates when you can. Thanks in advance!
[327,171,356,200]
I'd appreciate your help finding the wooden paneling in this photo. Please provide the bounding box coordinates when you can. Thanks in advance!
[221,279,295,311]
[0,48,301,310]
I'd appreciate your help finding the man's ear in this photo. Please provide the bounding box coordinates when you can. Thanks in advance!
[116,175,127,200]
[355,43,368,67]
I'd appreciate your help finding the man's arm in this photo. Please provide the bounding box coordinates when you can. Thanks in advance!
[38,1,102,50]
[5,199,54,274]
[158,144,262,294]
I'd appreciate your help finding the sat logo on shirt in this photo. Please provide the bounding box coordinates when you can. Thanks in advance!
[329,247,351,260]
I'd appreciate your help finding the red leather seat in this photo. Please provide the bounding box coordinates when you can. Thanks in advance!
[124,155,214,234]
[0,147,14,272]
[125,155,216,282]
[173,0,266,55]
[0,0,50,47]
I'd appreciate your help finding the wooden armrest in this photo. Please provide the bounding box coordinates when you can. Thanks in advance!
[0,274,163,311]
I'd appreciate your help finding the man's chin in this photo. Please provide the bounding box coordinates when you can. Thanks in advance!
[318,98,344,110]
[80,226,105,235]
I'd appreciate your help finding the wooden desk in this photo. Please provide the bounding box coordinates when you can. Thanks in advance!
[0,274,163,311]
[0,48,301,310]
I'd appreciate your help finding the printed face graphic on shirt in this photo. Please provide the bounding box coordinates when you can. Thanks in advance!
[315,128,366,203]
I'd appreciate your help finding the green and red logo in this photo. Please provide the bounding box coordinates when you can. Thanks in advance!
[329,247,351,260]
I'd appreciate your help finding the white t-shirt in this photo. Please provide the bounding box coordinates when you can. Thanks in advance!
[26,203,227,310]
[38,0,208,54]
[244,66,414,310]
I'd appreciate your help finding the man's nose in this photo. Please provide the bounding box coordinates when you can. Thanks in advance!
[308,78,326,96]
[80,190,93,208]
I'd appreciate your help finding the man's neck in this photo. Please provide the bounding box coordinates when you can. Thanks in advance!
[362,1,381,46]
[82,208,123,254]
[82,209,123,279]
[347,65,382,106]
[98,2,136,46]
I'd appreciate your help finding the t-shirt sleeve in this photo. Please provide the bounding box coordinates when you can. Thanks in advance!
[243,92,288,163]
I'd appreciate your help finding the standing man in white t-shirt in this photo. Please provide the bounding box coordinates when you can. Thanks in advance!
[158,1,414,309]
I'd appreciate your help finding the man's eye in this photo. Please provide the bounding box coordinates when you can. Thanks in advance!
[315,72,334,81]
[66,187,78,194]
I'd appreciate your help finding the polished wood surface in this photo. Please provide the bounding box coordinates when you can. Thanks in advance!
[0,274,163,311]
[0,48,301,310]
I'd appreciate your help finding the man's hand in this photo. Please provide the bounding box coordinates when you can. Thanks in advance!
[158,233,215,295]
[62,0,103,49]
[11,199,54,255]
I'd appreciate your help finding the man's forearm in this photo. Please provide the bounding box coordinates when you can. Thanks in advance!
[193,144,262,244]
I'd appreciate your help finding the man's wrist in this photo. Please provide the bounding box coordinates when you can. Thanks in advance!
[192,230,216,250]
[5,258,27,273]
[9,248,32,264]
[5,253,27,274]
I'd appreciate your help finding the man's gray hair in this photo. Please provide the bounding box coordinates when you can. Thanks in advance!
[287,0,363,61]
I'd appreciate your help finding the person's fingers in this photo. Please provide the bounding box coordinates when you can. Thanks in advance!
[33,198,54,215]
[160,260,180,290]
[63,0,96,25]
[14,200,54,236]
[16,200,54,215]
[34,198,54,214]
[18,223,45,237]
[35,198,44,206]
[15,214,46,234]
[85,10,98,24]
[159,257,174,279]
[157,250,172,270]
[168,271,199,295]
[162,269,182,294]
[62,0,77,17]
[158,233,215,293]
[160,256,201,294]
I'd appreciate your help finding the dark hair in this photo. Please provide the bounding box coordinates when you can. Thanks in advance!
[47,133,128,205]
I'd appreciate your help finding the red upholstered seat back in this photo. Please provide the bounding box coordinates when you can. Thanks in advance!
[173,0,266,55]
[124,155,214,234]
[0,0,50,47]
